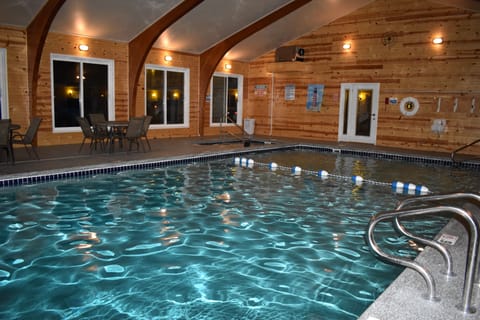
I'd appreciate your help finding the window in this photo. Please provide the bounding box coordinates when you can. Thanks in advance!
[0,48,8,119]
[210,73,243,126]
[51,54,114,132]
[145,65,189,128]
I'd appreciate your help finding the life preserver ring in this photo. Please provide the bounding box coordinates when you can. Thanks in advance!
[399,97,419,116]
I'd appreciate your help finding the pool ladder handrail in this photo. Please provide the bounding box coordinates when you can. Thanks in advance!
[220,115,253,145]
[451,138,480,164]
[395,192,480,280]
[394,193,480,313]
[366,194,480,314]
[393,193,480,278]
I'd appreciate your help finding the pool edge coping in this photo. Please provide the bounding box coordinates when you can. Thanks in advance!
[0,143,478,188]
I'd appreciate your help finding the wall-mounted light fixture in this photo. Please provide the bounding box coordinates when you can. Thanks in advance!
[342,42,351,50]
[79,44,89,51]
[432,37,443,44]
[164,55,173,62]
[224,63,232,70]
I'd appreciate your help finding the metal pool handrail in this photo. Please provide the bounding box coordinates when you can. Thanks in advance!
[366,205,479,314]
[396,192,480,211]
[394,192,480,280]
[451,138,480,163]
[393,215,454,277]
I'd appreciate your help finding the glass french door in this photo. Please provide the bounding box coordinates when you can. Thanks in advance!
[338,83,379,144]
[210,73,243,126]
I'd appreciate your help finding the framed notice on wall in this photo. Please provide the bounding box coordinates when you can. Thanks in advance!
[306,84,324,112]
[285,84,295,101]
[254,84,268,96]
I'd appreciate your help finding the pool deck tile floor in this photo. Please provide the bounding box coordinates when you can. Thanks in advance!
[1,135,479,319]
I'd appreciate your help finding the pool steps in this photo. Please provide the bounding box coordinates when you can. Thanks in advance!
[366,192,480,316]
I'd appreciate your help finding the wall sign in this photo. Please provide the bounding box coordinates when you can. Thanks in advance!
[254,84,267,96]
[285,84,295,101]
[306,84,324,112]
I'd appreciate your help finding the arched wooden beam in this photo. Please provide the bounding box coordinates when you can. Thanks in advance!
[128,0,203,115]
[26,0,66,115]
[198,0,312,136]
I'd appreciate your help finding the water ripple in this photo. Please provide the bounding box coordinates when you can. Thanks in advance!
[0,155,461,320]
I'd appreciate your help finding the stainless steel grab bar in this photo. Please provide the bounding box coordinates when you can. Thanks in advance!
[367,205,479,314]
[396,193,480,282]
[393,216,454,277]
[396,192,480,210]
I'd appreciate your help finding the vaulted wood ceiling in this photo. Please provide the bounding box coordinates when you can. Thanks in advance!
[1,0,479,61]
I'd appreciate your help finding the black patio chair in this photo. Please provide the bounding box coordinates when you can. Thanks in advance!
[0,119,13,164]
[88,113,107,126]
[12,117,42,159]
[133,115,152,151]
[124,118,145,152]
[77,116,106,153]
[87,113,109,150]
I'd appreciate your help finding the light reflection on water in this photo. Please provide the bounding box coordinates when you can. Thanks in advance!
[0,150,477,319]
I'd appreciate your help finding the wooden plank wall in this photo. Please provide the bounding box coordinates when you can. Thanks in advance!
[0,29,250,145]
[1,0,478,154]
[36,33,129,145]
[0,24,251,145]
[246,0,480,154]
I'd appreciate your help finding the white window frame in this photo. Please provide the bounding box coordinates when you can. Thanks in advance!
[0,48,8,119]
[209,72,243,127]
[145,64,190,129]
[50,54,115,133]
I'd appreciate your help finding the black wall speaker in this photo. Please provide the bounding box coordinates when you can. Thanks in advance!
[275,46,304,62]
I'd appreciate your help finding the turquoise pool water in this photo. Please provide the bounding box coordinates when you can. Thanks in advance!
[0,150,478,319]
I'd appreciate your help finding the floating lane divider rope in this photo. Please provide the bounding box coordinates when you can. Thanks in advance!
[233,157,430,195]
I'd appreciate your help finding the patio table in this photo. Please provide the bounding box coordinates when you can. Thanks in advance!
[106,121,129,152]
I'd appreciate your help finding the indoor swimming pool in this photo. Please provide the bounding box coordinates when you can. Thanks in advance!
[0,149,478,319]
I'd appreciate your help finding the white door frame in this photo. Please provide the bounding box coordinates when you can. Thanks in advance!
[0,48,8,119]
[338,83,379,144]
